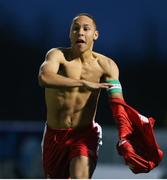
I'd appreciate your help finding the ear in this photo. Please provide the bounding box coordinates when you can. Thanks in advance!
[69,27,72,40]
[93,30,99,41]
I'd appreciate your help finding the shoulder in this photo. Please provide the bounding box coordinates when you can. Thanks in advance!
[45,48,65,61]
[93,51,119,72]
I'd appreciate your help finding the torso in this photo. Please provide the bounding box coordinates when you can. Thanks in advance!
[45,48,107,129]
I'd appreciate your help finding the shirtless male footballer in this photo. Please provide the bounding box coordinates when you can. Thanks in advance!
[38,13,123,179]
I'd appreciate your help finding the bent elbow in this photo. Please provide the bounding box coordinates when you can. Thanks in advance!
[38,74,46,87]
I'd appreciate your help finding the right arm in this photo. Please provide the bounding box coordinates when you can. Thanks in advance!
[38,49,111,89]
[38,48,83,88]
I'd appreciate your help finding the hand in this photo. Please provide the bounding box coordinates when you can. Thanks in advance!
[82,80,112,90]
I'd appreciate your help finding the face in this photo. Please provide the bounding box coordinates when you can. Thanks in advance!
[69,15,99,53]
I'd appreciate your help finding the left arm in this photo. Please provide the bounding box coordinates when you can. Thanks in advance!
[103,58,131,139]
[103,58,123,99]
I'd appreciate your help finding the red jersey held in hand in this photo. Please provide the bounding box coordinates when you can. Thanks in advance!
[110,98,164,174]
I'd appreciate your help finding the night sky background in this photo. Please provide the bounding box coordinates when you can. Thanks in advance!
[1,0,167,127]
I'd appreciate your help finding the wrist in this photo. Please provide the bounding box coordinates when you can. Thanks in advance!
[78,79,86,87]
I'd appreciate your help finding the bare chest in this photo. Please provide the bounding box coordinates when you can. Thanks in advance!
[60,59,103,82]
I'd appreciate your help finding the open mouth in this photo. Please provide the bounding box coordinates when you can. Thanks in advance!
[76,39,86,44]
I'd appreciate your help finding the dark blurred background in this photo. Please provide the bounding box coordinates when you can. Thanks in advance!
[0,0,167,178]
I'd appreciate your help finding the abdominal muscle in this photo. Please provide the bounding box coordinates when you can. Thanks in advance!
[45,87,100,129]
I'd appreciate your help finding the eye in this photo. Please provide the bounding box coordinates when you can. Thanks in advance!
[84,27,90,31]
[72,26,79,31]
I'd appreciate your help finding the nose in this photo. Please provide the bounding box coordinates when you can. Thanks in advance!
[78,28,84,36]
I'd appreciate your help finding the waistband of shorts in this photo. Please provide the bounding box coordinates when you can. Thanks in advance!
[45,122,95,134]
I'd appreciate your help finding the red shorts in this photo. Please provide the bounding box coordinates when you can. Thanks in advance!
[41,122,102,178]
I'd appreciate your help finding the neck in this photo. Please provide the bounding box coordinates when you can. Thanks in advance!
[71,49,94,62]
